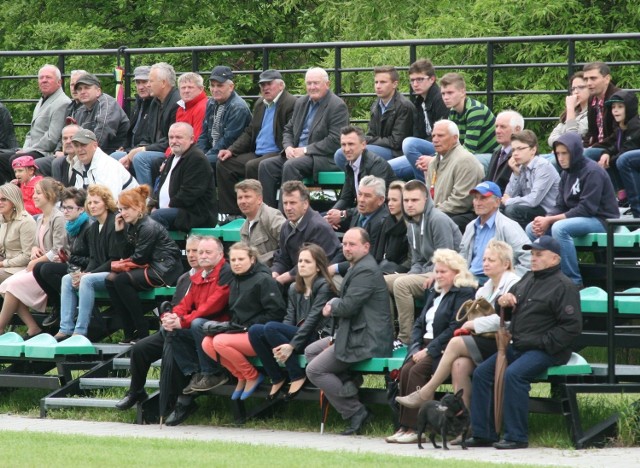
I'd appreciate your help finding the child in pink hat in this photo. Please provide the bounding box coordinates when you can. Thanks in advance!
[11,156,43,216]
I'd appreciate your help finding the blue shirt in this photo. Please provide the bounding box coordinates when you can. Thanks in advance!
[298,101,320,147]
[255,103,279,155]
[469,211,497,276]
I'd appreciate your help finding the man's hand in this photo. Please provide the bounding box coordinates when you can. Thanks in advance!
[218,149,233,161]
[598,153,610,169]
[412,348,428,363]
[415,155,434,171]
[285,147,305,159]
[501,194,511,204]
[324,209,342,229]
[121,146,145,168]
[275,272,293,285]
[498,292,518,308]
[508,155,521,175]
[322,302,333,317]
[531,215,552,237]
[422,273,435,290]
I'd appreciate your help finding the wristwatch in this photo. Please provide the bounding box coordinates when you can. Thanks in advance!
[303,147,307,155]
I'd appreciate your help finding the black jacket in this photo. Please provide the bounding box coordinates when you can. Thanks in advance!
[285,277,335,353]
[585,82,620,147]
[67,216,93,270]
[85,212,119,273]
[229,262,285,327]
[127,95,154,149]
[113,215,183,285]
[413,84,449,141]
[137,87,181,153]
[484,147,513,193]
[333,149,396,211]
[409,286,476,360]
[0,103,17,150]
[504,264,582,364]
[366,91,414,156]
[374,214,410,274]
[597,90,640,162]
[150,144,217,231]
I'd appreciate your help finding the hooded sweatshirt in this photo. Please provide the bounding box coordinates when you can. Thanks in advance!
[551,132,619,228]
[599,90,640,163]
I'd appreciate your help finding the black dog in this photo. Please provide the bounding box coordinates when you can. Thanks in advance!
[416,389,470,450]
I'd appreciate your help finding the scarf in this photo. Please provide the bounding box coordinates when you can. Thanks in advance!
[66,211,89,237]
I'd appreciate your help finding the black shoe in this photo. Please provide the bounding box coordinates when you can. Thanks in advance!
[493,439,528,450]
[340,406,373,435]
[165,400,198,427]
[464,437,497,448]
[42,311,59,328]
[115,391,148,411]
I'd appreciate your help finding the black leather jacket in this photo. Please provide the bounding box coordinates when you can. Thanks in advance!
[113,215,183,285]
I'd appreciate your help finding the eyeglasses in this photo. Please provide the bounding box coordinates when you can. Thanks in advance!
[511,146,532,153]
[570,85,588,92]
[61,205,79,212]
[410,77,428,83]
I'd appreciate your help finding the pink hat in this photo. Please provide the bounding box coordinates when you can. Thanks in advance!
[12,155,39,170]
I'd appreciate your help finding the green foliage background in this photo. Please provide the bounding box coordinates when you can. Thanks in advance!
[2,0,640,147]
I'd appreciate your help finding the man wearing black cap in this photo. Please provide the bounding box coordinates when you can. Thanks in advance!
[466,235,582,450]
[216,69,296,219]
[73,73,130,154]
[196,66,252,174]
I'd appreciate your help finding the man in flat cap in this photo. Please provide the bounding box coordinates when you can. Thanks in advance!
[465,235,582,450]
[216,69,296,220]
[196,66,252,178]
[71,128,138,198]
[73,73,129,155]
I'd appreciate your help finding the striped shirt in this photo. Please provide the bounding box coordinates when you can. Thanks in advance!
[449,97,497,154]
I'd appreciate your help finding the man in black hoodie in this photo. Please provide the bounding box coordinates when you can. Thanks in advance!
[525,132,619,286]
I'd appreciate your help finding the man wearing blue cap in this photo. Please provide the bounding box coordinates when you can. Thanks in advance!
[459,181,531,281]
[466,235,582,450]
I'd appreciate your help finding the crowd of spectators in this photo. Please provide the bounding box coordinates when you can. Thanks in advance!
[1,57,630,447]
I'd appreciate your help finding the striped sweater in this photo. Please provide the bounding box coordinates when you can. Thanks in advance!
[449,97,497,154]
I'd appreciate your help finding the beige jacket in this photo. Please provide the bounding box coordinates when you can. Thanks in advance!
[34,208,68,261]
[0,211,37,274]
[240,203,286,266]
[426,143,485,215]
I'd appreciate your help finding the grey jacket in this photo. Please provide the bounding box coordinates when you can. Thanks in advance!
[240,203,286,266]
[75,93,129,153]
[459,210,531,277]
[406,196,462,274]
[331,253,393,363]
[23,87,71,157]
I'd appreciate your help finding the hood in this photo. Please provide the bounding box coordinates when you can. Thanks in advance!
[606,90,638,125]
[402,181,433,224]
[553,132,585,172]
[232,260,271,279]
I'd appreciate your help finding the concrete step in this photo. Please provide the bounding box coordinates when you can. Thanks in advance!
[42,397,122,409]
[112,358,161,370]
[79,377,159,389]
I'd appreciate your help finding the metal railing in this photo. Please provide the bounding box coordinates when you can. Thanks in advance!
[2,33,640,129]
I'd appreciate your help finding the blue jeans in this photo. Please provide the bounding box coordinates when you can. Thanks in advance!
[132,150,165,187]
[168,317,220,376]
[110,150,127,161]
[248,322,306,382]
[471,346,557,443]
[150,208,180,229]
[526,216,605,285]
[333,145,394,171]
[617,149,640,217]
[398,137,436,181]
[583,147,605,162]
[59,272,109,336]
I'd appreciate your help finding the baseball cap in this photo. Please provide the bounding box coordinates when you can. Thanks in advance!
[523,235,562,257]
[258,69,283,83]
[209,66,234,83]
[12,156,38,170]
[74,73,101,89]
[71,128,98,144]
[470,181,502,198]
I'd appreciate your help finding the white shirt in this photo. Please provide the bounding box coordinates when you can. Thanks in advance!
[159,156,181,209]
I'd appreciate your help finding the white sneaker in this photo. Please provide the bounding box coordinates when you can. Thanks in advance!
[395,432,419,444]
[384,430,405,443]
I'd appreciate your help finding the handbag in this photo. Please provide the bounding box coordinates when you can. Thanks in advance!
[111,258,149,273]
[201,320,247,336]
[455,297,497,339]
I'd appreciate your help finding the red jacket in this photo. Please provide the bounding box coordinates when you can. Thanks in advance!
[19,175,43,216]
[172,258,231,328]
[165,90,208,156]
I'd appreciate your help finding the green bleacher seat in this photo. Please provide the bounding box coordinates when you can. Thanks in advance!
[538,352,591,379]
[615,287,640,314]
[169,231,188,241]
[191,226,223,238]
[55,335,96,355]
[0,332,25,357]
[573,226,635,247]
[580,287,608,313]
[220,218,244,242]
[24,334,59,358]
[303,171,345,186]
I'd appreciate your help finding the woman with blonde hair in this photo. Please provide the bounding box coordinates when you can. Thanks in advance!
[396,240,521,414]
[0,183,36,285]
[106,185,183,343]
[0,178,66,337]
[386,248,477,443]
